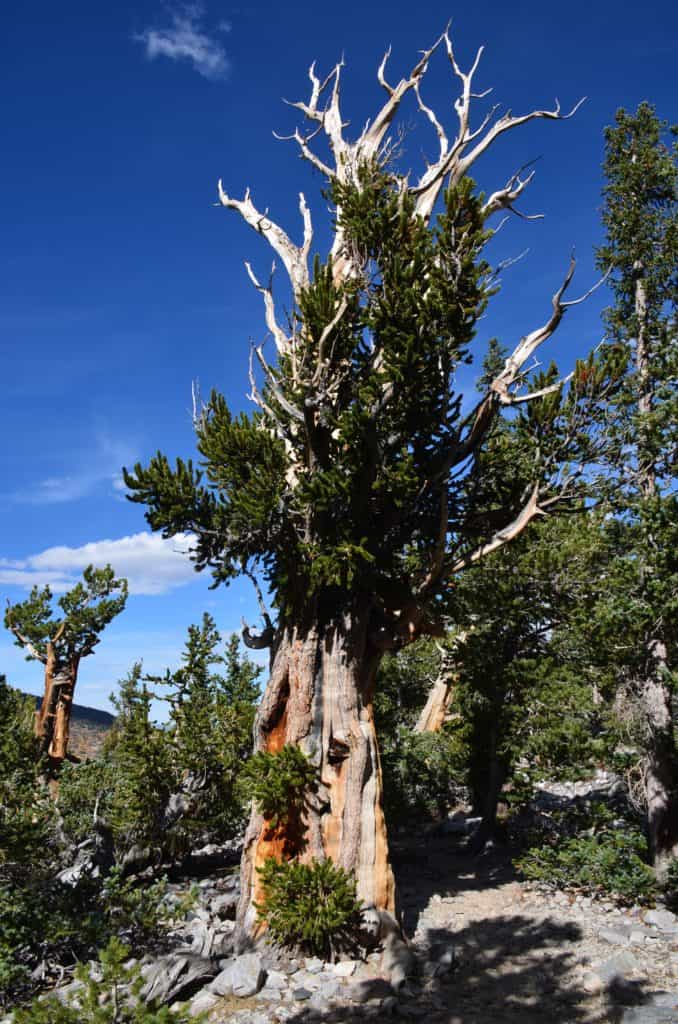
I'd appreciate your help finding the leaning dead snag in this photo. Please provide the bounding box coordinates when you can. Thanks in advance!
[126,28,618,940]
[414,636,467,734]
[4,566,127,775]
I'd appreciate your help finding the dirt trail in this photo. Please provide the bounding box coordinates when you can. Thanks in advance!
[390,827,678,1023]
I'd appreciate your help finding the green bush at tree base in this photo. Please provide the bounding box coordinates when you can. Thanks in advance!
[255,857,362,957]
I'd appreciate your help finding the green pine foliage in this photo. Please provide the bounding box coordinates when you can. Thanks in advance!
[0,677,48,863]
[57,617,261,862]
[106,666,172,851]
[243,745,317,829]
[4,566,128,665]
[255,857,361,956]
[123,140,612,639]
[375,641,466,822]
[13,937,197,1024]
[516,805,656,904]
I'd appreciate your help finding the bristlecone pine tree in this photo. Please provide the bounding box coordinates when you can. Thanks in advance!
[125,31,619,938]
[595,103,677,875]
[4,566,127,775]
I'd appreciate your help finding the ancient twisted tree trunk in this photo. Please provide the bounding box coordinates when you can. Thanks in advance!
[236,602,395,939]
[35,642,79,772]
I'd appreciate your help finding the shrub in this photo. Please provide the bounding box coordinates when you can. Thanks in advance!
[243,745,317,828]
[662,858,678,912]
[381,729,465,823]
[12,937,197,1023]
[515,803,656,903]
[255,857,362,956]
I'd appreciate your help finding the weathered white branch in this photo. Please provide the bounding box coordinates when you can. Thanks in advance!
[313,295,350,383]
[253,344,305,423]
[491,257,577,399]
[217,182,310,297]
[482,164,541,220]
[447,483,544,574]
[453,96,586,186]
[7,624,46,663]
[499,372,574,405]
[244,261,291,357]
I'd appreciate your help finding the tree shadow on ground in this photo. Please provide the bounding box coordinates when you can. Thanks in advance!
[283,914,655,1023]
[281,824,658,1024]
[391,824,519,934]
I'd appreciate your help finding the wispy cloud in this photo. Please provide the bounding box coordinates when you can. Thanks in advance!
[11,435,137,505]
[0,532,197,596]
[135,5,230,80]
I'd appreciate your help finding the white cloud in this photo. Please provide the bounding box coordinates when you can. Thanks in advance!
[136,6,229,80]
[11,434,138,505]
[0,533,198,596]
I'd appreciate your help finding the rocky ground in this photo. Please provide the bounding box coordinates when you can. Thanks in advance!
[20,773,676,1024]
[140,816,677,1024]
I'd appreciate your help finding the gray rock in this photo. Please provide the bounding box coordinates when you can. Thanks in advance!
[333,959,358,977]
[289,970,321,990]
[582,972,603,994]
[188,991,219,1018]
[600,927,631,946]
[292,987,312,1000]
[649,993,678,1009]
[263,969,288,990]
[345,978,393,1003]
[210,952,265,998]
[644,909,677,932]
[310,977,342,1008]
[620,1009,678,1024]
[258,987,286,1001]
[186,919,235,959]
[594,951,639,984]
[53,980,84,1007]
[304,956,324,974]
[141,954,215,1006]
[383,933,415,990]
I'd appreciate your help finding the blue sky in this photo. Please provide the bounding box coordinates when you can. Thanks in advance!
[1,0,676,710]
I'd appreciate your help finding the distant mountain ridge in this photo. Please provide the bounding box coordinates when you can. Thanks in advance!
[27,692,115,759]
[33,694,115,727]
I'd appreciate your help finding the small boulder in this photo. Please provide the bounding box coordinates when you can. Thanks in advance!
[599,927,631,947]
[188,991,219,1018]
[333,960,358,977]
[141,954,215,1006]
[644,908,677,932]
[209,952,265,998]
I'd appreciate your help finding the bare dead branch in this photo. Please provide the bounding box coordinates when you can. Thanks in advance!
[5,614,47,663]
[500,372,575,405]
[241,617,274,650]
[447,483,544,574]
[217,183,310,298]
[253,344,305,423]
[244,261,291,358]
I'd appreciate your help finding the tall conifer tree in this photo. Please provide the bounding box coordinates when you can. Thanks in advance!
[125,32,618,935]
[596,103,677,872]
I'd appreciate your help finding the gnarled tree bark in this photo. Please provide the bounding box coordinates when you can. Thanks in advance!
[237,602,395,940]
[36,641,80,771]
